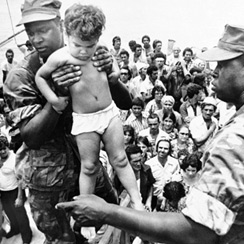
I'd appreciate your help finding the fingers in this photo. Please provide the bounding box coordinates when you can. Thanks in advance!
[55,201,75,212]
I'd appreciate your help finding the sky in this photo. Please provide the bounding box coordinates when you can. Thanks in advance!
[0,0,244,63]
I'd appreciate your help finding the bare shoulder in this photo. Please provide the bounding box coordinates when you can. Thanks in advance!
[47,46,71,67]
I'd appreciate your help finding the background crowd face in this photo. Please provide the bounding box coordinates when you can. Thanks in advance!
[178,127,190,143]
[157,140,170,159]
[201,104,215,121]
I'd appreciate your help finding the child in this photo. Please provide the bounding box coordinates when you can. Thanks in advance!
[35,3,143,240]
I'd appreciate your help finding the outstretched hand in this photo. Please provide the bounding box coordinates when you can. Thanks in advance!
[56,194,108,227]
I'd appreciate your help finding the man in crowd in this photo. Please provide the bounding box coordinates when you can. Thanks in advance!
[3,0,132,243]
[57,24,244,244]
[1,49,18,83]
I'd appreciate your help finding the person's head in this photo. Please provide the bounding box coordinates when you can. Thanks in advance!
[163,181,186,205]
[155,137,171,159]
[186,83,202,101]
[189,67,202,76]
[0,135,10,160]
[172,46,181,58]
[25,40,34,50]
[177,149,190,166]
[125,144,142,172]
[123,125,135,146]
[147,113,160,135]
[120,50,130,63]
[138,63,148,79]
[120,66,132,82]
[134,44,142,57]
[181,152,202,178]
[201,97,217,121]
[183,47,193,62]
[197,24,244,108]
[162,111,176,131]
[152,85,165,102]
[153,40,162,53]
[64,4,105,61]
[154,53,166,67]
[162,95,175,112]
[112,36,121,49]
[5,49,14,64]
[19,0,64,61]
[142,35,150,49]
[177,124,190,143]
[136,136,151,158]
[128,40,137,52]
[147,64,158,81]
[131,97,144,118]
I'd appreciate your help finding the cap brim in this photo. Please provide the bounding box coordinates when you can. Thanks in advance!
[16,13,57,27]
[197,47,243,61]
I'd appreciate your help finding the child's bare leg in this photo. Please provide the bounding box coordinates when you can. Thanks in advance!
[75,132,101,195]
[76,132,100,239]
[102,116,143,210]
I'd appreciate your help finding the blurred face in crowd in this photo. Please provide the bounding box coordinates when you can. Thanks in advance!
[114,38,121,50]
[157,140,170,159]
[202,104,215,121]
[137,142,148,158]
[120,54,129,64]
[148,117,160,135]
[0,144,9,160]
[155,42,162,53]
[142,37,150,49]
[155,57,165,69]
[132,105,143,118]
[135,46,142,57]
[6,52,14,64]
[120,68,130,83]
[129,153,142,172]
[154,90,164,102]
[162,117,174,131]
[163,101,174,112]
[178,127,190,143]
[184,51,192,62]
[173,47,181,58]
[185,165,198,179]
[124,131,133,145]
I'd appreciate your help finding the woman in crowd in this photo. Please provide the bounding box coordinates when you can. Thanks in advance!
[180,152,202,193]
[123,125,135,149]
[136,136,153,164]
[161,111,178,140]
[170,124,196,158]
[155,95,182,129]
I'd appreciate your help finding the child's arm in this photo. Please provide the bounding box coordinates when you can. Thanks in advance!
[36,51,69,113]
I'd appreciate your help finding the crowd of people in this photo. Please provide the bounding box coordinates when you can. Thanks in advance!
[0,0,243,244]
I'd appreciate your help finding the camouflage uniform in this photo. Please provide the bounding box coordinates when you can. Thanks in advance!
[4,51,118,243]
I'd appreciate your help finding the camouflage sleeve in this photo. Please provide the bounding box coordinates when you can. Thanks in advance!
[3,66,43,128]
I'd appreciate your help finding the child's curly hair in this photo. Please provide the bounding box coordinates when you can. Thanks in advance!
[64,4,106,41]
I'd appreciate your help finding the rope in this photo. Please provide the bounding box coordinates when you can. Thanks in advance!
[6,0,17,45]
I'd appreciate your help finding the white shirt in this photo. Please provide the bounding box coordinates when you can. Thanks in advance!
[0,151,18,191]
[145,155,180,197]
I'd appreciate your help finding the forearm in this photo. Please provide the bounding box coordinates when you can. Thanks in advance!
[109,80,132,110]
[104,204,217,244]
[20,102,60,149]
